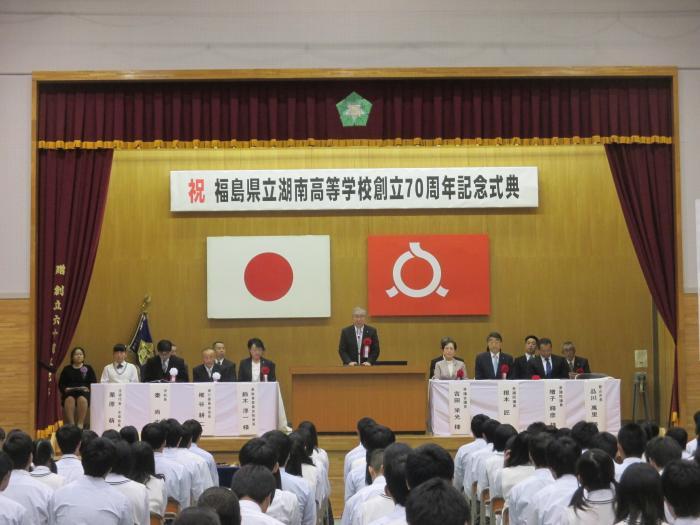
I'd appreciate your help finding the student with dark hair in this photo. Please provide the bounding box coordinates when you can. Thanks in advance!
[686,410,700,457]
[614,462,665,525]
[175,506,223,525]
[507,432,554,525]
[295,427,327,508]
[119,425,139,445]
[129,441,167,518]
[199,486,241,525]
[30,439,65,489]
[100,343,140,384]
[344,417,376,481]
[55,423,84,482]
[453,413,490,492]
[571,421,599,451]
[184,419,219,485]
[105,439,149,525]
[297,420,330,510]
[357,443,411,525]
[81,429,99,451]
[563,449,616,524]
[666,427,692,459]
[102,429,122,442]
[2,430,53,525]
[463,418,499,497]
[590,432,618,460]
[346,424,395,501]
[494,431,534,499]
[405,478,469,525]
[477,423,517,498]
[616,423,648,481]
[264,430,316,525]
[640,421,660,442]
[238,338,277,382]
[530,437,581,525]
[645,436,682,473]
[287,431,321,509]
[0,450,28,525]
[406,443,454,489]
[343,448,387,525]
[163,418,211,504]
[51,437,132,524]
[141,422,189,508]
[661,460,700,522]
[231,464,283,525]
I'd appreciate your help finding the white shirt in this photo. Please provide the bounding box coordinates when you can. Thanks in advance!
[343,476,387,525]
[561,488,615,525]
[614,457,644,482]
[2,469,53,525]
[153,451,189,506]
[0,493,29,525]
[100,362,139,383]
[494,465,535,499]
[454,437,488,492]
[240,499,285,525]
[190,442,220,486]
[478,451,504,494]
[55,454,84,483]
[29,466,66,490]
[50,475,131,525]
[346,463,368,502]
[671,519,700,525]
[311,450,330,503]
[344,444,366,481]
[252,360,261,382]
[368,504,406,525]
[267,489,301,525]
[144,475,167,517]
[105,473,150,525]
[531,474,579,525]
[301,463,321,505]
[164,447,210,505]
[464,443,494,493]
[281,469,316,525]
[359,493,394,525]
[685,438,697,456]
[506,468,554,525]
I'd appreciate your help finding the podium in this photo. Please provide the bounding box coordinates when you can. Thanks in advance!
[290,366,427,432]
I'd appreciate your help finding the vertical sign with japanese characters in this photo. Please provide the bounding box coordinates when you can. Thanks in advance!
[237,383,258,435]
[448,381,471,435]
[194,383,216,436]
[103,383,125,430]
[48,263,67,398]
[149,384,170,423]
[584,378,607,427]
[543,380,566,428]
[497,382,520,427]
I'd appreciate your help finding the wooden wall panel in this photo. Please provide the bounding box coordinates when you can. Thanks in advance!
[70,145,653,424]
[0,299,33,432]
[680,293,699,431]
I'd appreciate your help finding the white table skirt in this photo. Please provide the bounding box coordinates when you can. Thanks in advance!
[428,378,621,436]
[90,382,285,436]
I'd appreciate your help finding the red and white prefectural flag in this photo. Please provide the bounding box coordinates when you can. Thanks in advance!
[368,234,490,316]
[207,235,331,319]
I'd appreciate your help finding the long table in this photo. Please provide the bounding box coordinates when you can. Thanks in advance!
[429,378,621,436]
[90,382,285,436]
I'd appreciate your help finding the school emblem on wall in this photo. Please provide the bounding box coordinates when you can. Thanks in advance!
[336,91,372,127]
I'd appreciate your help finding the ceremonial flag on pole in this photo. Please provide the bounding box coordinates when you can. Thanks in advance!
[129,311,154,365]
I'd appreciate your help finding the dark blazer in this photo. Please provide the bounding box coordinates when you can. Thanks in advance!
[215,358,237,382]
[238,357,276,382]
[192,364,226,382]
[429,356,465,378]
[141,355,189,382]
[338,324,380,365]
[564,356,591,375]
[512,354,538,379]
[474,352,515,380]
[526,355,569,379]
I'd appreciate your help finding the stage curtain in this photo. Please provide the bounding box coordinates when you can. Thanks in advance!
[36,149,113,436]
[37,77,672,148]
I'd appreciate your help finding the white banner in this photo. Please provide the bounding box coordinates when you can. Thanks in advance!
[194,383,216,436]
[497,381,520,427]
[103,383,125,431]
[542,380,566,428]
[149,384,170,423]
[584,378,608,427]
[171,167,539,212]
[448,381,472,435]
[237,383,258,436]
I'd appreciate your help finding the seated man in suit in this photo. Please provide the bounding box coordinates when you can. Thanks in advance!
[474,332,514,379]
[213,340,237,381]
[561,341,591,378]
[526,337,568,379]
[239,338,277,382]
[512,335,539,379]
[193,348,221,382]
[432,337,467,380]
[429,336,465,378]
[338,306,380,366]
[141,339,189,382]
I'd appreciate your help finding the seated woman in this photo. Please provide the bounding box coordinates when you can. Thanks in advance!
[58,346,97,428]
[432,337,467,380]
[238,338,277,382]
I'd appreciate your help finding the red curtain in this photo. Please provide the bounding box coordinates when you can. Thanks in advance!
[36,149,113,435]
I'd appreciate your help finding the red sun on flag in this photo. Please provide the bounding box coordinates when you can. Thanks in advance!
[368,235,490,316]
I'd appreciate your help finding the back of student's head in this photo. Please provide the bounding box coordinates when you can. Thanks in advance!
[33,439,56,469]
[569,448,615,513]
[571,421,599,450]
[174,507,222,525]
[365,425,395,453]
[615,462,664,525]
[666,427,689,451]
[383,443,411,506]
[618,423,647,458]
[119,426,139,445]
[178,424,193,449]
[0,451,13,488]
[163,419,184,448]
[493,424,518,453]
[101,429,122,442]
[640,421,660,441]
[470,414,490,438]
[230,464,276,505]
[2,430,33,469]
[528,432,554,469]
[239,438,277,471]
[111,439,134,477]
[262,430,291,467]
[141,422,166,451]
[405,443,454,489]
[405,478,469,525]
[645,436,682,470]
[129,442,158,484]
[482,419,500,444]
[590,432,618,460]
[505,431,531,468]
[56,424,82,455]
[358,418,378,447]
[546,437,581,478]
[183,419,204,444]
[526,421,547,435]
[662,460,700,518]
[297,421,319,449]
[81,437,117,478]
[81,429,98,450]
[286,432,313,476]
[368,448,384,475]
[198,486,241,525]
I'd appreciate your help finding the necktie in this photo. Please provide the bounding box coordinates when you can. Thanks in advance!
[492,354,499,377]
[162,360,167,373]
[545,358,552,377]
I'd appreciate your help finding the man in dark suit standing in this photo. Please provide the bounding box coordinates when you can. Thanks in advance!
[141,339,189,382]
[212,340,237,382]
[474,332,514,379]
[512,335,539,379]
[526,337,568,379]
[238,338,276,382]
[562,341,591,377]
[338,306,380,366]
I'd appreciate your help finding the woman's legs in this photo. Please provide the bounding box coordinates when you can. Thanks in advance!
[75,396,88,428]
[63,396,76,425]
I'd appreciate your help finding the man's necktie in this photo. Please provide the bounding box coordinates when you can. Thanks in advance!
[492,355,499,377]
[545,358,552,378]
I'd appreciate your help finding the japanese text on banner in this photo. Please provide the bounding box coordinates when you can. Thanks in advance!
[194,383,216,436]
[542,380,566,428]
[237,383,258,436]
[448,381,472,435]
[584,378,608,427]
[149,384,170,423]
[103,383,125,431]
[497,382,520,427]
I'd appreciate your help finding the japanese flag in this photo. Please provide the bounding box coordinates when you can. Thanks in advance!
[207,235,331,319]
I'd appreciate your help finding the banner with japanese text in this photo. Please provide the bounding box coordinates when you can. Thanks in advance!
[448,381,472,435]
[194,383,216,436]
[171,167,538,212]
